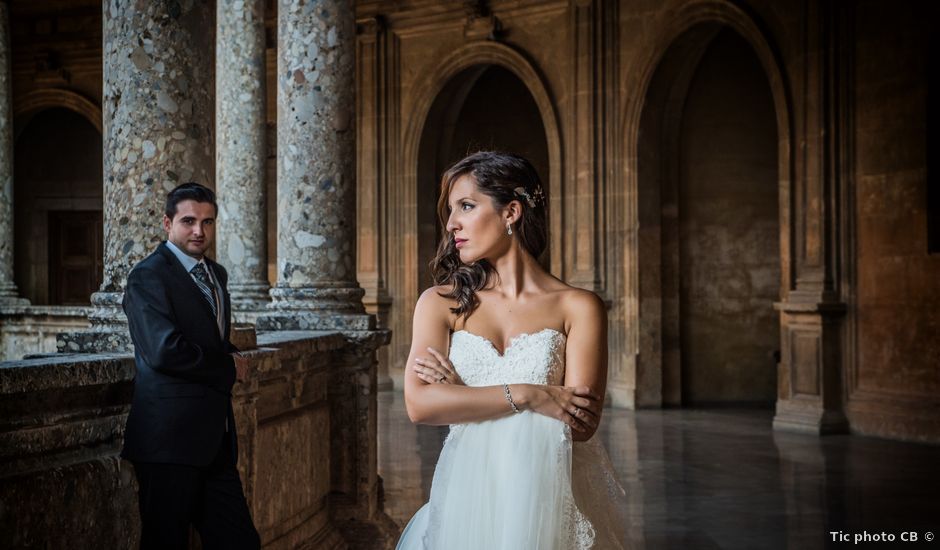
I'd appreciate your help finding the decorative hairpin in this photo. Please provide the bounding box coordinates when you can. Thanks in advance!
[514,185,545,208]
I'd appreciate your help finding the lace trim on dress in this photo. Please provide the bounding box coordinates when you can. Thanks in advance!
[397,327,623,550]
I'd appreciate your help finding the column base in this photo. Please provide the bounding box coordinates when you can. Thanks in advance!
[773,399,848,435]
[256,311,376,332]
[56,291,132,353]
[228,282,271,312]
[606,381,636,409]
[0,283,29,306]
[260,284,374,331]
[56,327,132,354]
[0,296,29,307]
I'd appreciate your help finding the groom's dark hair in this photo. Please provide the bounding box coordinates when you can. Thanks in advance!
[165,182,218,220]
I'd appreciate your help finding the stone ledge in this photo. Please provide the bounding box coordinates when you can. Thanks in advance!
[257,329,348,350]
[0,353,134,393]
[0,304,93,317]
[0,330,391,548]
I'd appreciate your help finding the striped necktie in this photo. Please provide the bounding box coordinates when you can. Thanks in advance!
[190,263,218,319]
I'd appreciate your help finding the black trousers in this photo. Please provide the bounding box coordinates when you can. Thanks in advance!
[132,435,260,550]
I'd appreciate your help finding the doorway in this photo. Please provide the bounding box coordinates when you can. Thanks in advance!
[14,107,103,305]
[638,28,780,406]
[416,65,550,291]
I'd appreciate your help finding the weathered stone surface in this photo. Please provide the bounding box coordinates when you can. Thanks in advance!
[0,4,26,306]
[257,309,376,332]
[88,0,215,336]
[262,0,366,331]
[0,305,90,361]
[0,353,136,549]
[0,331,392,548]
[216,0,270,314]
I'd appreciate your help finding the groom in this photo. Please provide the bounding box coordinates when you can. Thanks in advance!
[121,182,260,549]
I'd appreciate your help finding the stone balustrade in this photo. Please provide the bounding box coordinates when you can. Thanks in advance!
[0,331,393,548]
[0,305,92,361]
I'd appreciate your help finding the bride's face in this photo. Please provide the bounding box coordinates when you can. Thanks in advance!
[445,175,511,264]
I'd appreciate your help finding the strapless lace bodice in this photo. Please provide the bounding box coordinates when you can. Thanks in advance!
[449,328,567,387]
[398,326,628,550]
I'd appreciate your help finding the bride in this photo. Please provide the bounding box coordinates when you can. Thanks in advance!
[396,151,628,549]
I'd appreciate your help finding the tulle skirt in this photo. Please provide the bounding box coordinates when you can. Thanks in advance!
[396,411,628,549]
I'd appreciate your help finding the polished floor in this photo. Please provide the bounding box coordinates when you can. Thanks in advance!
[377,391,940,549]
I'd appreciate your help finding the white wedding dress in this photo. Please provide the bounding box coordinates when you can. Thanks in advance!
[397,328,629,549]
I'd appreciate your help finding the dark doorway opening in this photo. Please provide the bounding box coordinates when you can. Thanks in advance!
[14,107,102,305]
[48,210,103,305]
[637,27,780,407]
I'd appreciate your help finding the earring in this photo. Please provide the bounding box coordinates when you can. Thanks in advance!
[507,224,513,236]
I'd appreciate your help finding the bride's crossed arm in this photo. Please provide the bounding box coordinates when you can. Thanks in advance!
[562,289,608,441]
[403,287,604,437]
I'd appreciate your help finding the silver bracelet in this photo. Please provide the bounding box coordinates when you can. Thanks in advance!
[503,384,520,414]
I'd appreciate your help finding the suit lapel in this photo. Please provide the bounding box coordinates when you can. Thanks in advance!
[157,243,221,340]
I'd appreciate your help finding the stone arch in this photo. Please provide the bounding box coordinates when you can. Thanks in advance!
[14,88,102,134]
[402,40,563,272]
[618,0,792,407]
[387,41,563,375]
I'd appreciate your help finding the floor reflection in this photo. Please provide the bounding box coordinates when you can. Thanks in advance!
[377,392,940,549]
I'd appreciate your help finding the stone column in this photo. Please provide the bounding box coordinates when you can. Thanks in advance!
[59,1,214,352]
[216,0,269,318]
[0,3,27,307]
[772,1,847,435]
[258,0,371,332]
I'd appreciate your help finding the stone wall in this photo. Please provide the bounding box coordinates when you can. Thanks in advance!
[0,305,90,361]
[846,0,939,443]
[353,0,939,442]
[0,332,394,548]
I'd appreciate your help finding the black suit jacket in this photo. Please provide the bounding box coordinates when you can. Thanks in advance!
[121,242,239,467]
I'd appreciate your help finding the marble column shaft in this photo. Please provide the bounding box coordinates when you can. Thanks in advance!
[0,4,25,305]
[61,1,214,351]
[262,0,368,331]
[216,0,269,311]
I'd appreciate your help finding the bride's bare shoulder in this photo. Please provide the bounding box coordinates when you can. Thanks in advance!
[553,284,606,328]
[415,285,458,324]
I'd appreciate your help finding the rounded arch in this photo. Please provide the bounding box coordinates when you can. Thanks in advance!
[617,0,793,407]
[402,40,563,272]
[14,89,102,135]
[621,1,791,150]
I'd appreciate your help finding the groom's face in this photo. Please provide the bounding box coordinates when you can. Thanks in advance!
[163,199,216,259]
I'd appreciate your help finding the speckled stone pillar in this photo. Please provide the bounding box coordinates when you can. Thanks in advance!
[215,0,269,317]
[59,1,214,352]
[0,4,26,307]
[258,0,371,332]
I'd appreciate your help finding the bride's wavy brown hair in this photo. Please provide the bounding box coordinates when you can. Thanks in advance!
[430,151,548,319]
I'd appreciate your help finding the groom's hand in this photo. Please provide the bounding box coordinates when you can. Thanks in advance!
[232,353,249,383]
